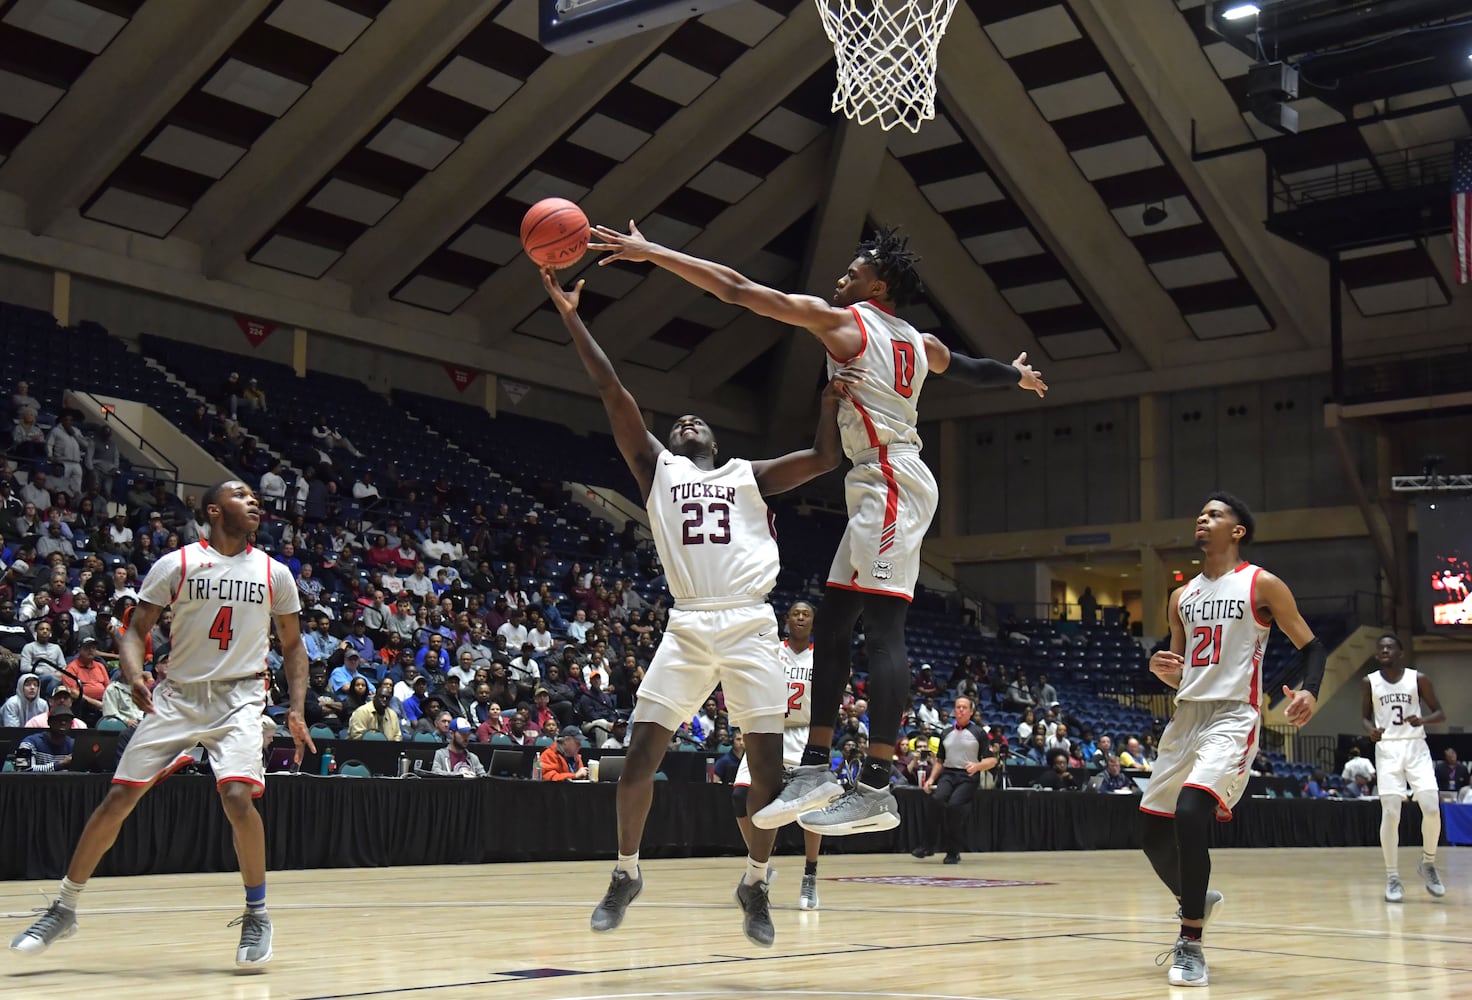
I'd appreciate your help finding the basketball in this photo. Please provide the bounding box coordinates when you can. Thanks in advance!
[520,197,590,268]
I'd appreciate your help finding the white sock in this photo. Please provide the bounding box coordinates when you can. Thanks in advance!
[616,852,639,876]
[1415,791,1441,864]
[58,877,84,911]
[1379,795,1401,875]
[743,856,768,886]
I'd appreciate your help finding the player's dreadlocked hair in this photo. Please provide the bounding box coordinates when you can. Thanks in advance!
[857,224,924,306]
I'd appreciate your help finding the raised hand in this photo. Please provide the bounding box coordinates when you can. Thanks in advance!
[541,266,583,315]
[588,220,657,265]
[1012,352,1048,398]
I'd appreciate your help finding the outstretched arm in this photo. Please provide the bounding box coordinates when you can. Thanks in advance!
[750,371,856,496]
[590,221,864,361]
[1256,571,1323,726]
[922,334,1048,397]
[542,268,663,501]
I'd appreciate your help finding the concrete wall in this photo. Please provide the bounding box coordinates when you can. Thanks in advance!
[68,392,232,497]
[0,257,53,312]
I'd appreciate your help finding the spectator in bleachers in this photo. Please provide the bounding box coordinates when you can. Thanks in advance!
[914,664,941,698]
[1096,755,1137,794]
[12,411,46,469]
[415,633,451,677]
[217,372,243,418]
[1119,737,1153,772]
[348,680,401,740]
[1039,751,1082,791]
[60,637,108,725]
[1016,708,1036,744]
[1341,745,1375,785]
[1024,733,1049,765]
[21,471,51,512]
[20,619,65,689]
[259,461,287,513]
[497,607,529,648]
[579,672,617,743]
[917,696,941,730]
[296,563,323,612]
[1090,734,1114,767]
[241,378,267,413]
[88,426,119,497]
[1079,586,1098,624]
[101,511,132,554]
[1303,769,1333,798]
[342,676,374,719]
[36,522,75,562]
[11,380,40,415]
[1,673,45,727]
[310,416,362,459]
[302,615,334,664]
[508,642,541,701]
[1047,723,1072,755]
[401,561,433,601]
[386,596,417,644]
[19,708,76,771]
[1035,673,1058,708]
[327,648,369,699]
[25,685,86,730]
[45,415,84,496]
[1006,672,1035,711]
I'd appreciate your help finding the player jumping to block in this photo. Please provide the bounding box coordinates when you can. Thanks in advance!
[541,267,848,947]
[1142,492,1325,987]
[1364,633,1447,902]
[10,480,314,968]
[589,221,1045,837]
[732,601,824,910]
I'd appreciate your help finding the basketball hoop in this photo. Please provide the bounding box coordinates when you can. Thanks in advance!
[814,0,959,133]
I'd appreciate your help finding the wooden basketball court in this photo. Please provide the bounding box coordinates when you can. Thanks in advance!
[2,847,1466,999]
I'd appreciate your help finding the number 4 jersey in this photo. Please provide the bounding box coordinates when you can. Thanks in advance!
[647,452,779,607]
[1174,562,1271,707]
[137,541,301,682]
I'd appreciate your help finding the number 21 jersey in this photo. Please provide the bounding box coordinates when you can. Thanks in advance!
[647,452,778,606]
[1174,562,1270,706]
[137,541,300,683]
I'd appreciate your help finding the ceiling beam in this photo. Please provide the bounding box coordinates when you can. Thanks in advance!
[466,12,832,339]
[182,0,497,274]
[596,135,830,360]
[0,0,271,234]
[680,311,788,395]
[1069,0,1326,347]
[938,6,1184,369]
[331,27,676,301]
[767,118,889,448]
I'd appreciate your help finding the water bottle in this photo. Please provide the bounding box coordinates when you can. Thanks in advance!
[706,758,716,783]
[397,753,409,777]
[321,749,335,776]
[532,752,542,781]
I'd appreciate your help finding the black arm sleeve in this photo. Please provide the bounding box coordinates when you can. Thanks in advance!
[1296,637,1329,698]
[939,353,1019,388]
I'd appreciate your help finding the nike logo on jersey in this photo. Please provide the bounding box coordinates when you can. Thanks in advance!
[758,630,774,638]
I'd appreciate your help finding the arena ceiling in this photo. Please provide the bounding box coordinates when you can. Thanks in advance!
[0,0,1469,440]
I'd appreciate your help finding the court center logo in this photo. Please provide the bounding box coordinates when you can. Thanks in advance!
[871,560,893,581]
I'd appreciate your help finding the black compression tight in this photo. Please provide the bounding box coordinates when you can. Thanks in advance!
[810,586,910,747]
[1141,788,1216,921]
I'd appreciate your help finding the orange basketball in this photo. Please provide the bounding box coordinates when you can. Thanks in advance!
[520,197,590,268]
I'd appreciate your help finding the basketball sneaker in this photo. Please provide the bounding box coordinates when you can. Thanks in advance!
[1159,936,1208,987]
[1176,889,1224,925]
[797,783,899,835]
[910,846,934,859]
[732,864,776,906]
[229,911,273,967]
[591,868,643,932]
[798,873,820,911]
[1417,861,1446,898]
[1385,875,1404,903]
[734,879,775,947]
[751,765,843,829]
[9,902,77,955]
[943,853,961,865]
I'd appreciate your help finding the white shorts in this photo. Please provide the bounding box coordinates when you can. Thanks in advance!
[114,675,270,798]
[734,727,809,786]
[633,604,785,735]
[1375,739,1436,798]
[1140,700,1259,822]
[827,447,937,600]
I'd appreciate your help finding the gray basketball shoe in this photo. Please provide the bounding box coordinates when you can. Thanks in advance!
[591,868,643,932]
[751,765,843,829]
[797,783,900,835]
[734,879,775,947]
[1159,936,1208,987]
[732,864,776,906]
[9,902,78,955]
[1418,861,1446,898]
[798,873,820,911]
[229,910,273,967]
[1385,875,1404,903]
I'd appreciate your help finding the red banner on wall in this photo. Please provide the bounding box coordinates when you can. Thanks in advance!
[234,315,277,348]
[444,364,479,393]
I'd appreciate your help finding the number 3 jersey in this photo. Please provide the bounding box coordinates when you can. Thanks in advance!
[647,452,778,608]
[1174,562,1271,706]
[1368,669,1426,741]
[137,541,301,683]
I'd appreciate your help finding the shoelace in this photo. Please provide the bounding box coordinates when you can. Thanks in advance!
[1154,940,1189,968]
[741,883,771,919]
[23,902,70,939]
[227,913,268,947]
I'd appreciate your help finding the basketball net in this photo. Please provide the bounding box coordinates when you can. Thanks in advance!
[814,0,959,133]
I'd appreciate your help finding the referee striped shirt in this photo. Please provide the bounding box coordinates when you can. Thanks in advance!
[938,721,995,773]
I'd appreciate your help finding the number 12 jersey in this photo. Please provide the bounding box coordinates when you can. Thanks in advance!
[647,452,778,607]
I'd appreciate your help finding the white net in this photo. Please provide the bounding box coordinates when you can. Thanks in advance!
[814,0,959,133]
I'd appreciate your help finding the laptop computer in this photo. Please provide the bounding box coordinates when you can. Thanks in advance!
[595,755,626,783]
[68,733,120,773]
[265,747,300,774]
[489,748,533,779]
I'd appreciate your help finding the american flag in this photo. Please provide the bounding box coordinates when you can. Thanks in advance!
[1456,139,1472,284]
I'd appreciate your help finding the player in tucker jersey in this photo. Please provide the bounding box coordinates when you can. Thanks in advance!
[732,601,825,910]
[10,481,314,968]
[542,268,846,947]
[1362,634,1447,902]
[590,222,1046,837]
[1142,492,1324,988]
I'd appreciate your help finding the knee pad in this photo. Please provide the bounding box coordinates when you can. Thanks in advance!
[1380,794,1404,819]
[732,784,749,819]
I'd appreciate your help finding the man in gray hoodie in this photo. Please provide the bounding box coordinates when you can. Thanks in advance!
[1,673,46,727]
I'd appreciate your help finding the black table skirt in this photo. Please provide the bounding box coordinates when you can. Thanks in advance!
[0,775,1419,881]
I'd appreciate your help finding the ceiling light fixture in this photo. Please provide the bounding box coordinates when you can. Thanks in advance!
[1222,3,1260,20]
[1142,202,1169,227]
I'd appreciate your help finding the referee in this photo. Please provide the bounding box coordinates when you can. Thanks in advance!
[912,696,998,864]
